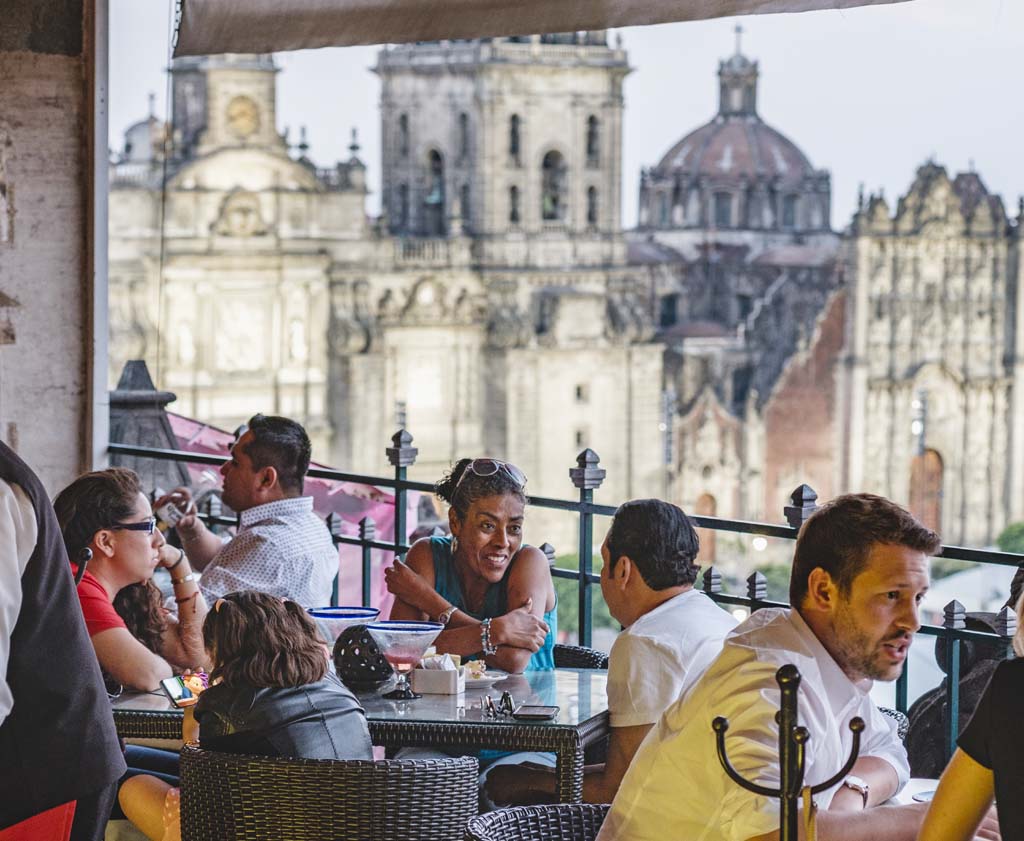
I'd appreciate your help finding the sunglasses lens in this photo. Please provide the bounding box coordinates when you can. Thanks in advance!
[505,464,527,487]
[469,459,501,477]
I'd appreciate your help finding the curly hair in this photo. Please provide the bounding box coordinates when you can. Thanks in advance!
[204,591,327,688]
[54,467,168,652]
[435,458,528,522]
[605,499,701,590]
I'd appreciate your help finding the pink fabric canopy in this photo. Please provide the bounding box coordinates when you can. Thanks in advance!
[169,412,417,614]
[174,0,910,56]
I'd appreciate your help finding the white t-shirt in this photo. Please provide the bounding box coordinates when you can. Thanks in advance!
[597,608,910,841]
[607,588,737,728]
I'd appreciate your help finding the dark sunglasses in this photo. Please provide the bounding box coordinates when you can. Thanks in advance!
[108,517,157,535]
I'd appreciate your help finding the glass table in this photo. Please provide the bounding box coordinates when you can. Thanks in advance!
[112,667,610,803]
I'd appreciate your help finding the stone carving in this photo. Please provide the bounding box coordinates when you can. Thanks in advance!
[213,190,268,237]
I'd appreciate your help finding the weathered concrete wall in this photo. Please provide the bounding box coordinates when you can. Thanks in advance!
[0,0,93,493]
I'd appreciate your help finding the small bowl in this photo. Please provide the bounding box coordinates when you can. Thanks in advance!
[308,606,381,644]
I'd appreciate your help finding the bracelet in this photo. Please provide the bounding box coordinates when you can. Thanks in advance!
[172,572,196,585]
[167,548,185,572]
[481,618,498,655]
[175,590,199,615]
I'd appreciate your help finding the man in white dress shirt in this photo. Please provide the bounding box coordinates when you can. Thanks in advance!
[172,414,338,606]
[598,493,954,841]
[487,498,737,806]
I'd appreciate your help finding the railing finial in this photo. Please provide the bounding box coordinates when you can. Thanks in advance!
[359,516,376,541]
[702,566,722,594]
[386,429,418,468]
[942,600,966,630]
[746,570,768,602]
[570,448,606,490]
[783,484,818,529]
[995,604,1017,639]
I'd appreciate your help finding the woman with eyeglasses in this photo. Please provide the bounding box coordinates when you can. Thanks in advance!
[54,468,210,692]
[386,458,555,674]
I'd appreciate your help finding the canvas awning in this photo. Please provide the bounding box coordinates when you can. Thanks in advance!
[174,0,910,57]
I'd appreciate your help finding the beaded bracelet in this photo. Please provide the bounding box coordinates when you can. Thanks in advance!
[481,618,498,655]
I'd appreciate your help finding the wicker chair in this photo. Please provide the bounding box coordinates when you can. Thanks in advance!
[553,644,609,670]
[180,745,478,841]
[878,706,910,742]
[465,804,610,841]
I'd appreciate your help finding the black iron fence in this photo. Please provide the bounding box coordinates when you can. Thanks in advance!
[109,429,1021,764]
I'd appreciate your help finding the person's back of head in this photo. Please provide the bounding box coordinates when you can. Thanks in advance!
[204,590,327,688]
[244,414,312,497]
[789,493,941,609]
[606,498,700,590]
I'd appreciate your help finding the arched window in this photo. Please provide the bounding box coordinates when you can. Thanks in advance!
[460,184,470,226]
[509,185,521,224]
[782,194,798,230]
[424,150,445,235]
[909,448,943,533]
[458,112,469,161]
[585,115,599,167]
[658,192,669,226]
[586,186,598,225]
[396,184,409,230]
[541,151,567,221]
[398,113,409,158]
[509,115,521,166]
[714,192,733,228]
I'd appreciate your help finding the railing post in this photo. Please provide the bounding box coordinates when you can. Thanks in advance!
[746,571,767,609]
[539,543,557,567]
[702,566,722,595]
[783,484,818,529]
[359,517,376,608]
[570,449,605,648]
[326,512,343,607]
[385,430,417,561]
[942,599,966,762]
[994,605,1017,656]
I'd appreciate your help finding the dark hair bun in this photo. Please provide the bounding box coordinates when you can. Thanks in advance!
[333,625,394,691]
[434,458,472,505]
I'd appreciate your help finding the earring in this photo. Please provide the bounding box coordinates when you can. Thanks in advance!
[451,535,459,554]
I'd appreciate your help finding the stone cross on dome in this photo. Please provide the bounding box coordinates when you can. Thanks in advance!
[735,24,743,55]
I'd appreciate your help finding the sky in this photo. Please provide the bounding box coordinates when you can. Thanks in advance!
[110,0,1021,231]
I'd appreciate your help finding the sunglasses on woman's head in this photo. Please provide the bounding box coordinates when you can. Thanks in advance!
[108,517,157,535]
[457,458,527,489]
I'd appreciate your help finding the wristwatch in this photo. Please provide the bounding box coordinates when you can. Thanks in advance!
[436,604,458,626]
[841,775,869,808]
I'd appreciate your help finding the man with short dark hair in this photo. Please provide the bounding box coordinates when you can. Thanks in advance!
[596,493,989,841]
[487,498,736,806]
[171,414,338,606]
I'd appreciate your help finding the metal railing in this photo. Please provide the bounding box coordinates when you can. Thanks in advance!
[110,429,1022,764]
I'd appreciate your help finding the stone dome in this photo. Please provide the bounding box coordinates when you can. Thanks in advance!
[655,116,816,189]
[638,41,831,234]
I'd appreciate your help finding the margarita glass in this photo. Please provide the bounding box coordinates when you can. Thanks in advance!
[307,606,381,645]
[366,620,444,700]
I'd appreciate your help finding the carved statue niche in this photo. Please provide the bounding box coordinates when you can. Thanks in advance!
[213,190,268,237]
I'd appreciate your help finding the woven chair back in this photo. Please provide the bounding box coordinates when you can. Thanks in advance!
[464,804,610,841]
[181,745,478,841]
[552,644,609,670]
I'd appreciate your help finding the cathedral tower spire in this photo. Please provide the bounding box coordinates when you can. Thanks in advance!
[718,27,758,117]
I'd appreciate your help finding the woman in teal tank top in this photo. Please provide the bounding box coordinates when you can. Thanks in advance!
[386,458,556,673]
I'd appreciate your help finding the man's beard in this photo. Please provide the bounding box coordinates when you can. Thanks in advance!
[832,605,908,682]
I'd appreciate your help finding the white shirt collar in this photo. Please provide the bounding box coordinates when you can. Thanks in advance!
[239,495,314,527]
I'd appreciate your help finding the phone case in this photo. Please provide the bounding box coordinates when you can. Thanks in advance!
[512,705,559,720]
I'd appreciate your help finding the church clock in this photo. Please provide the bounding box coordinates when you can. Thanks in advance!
[226,95,259,139]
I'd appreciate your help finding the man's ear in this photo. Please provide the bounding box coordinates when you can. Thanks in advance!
[613,555,633,590]
[805,567,838,612]
[258,465,278,491]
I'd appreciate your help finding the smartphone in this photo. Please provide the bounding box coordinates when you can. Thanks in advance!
[512,705,559,721]
[159,675,198,708]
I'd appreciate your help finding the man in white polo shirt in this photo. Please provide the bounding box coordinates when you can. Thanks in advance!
[487,498,737,806]
[596,493,986,841]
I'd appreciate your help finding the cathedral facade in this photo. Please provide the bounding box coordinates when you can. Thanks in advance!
[109,37,1024,556]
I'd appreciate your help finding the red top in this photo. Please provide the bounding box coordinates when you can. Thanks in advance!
[70,565,126,637]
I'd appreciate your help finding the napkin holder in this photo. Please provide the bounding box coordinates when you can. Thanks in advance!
[410,665,466,695]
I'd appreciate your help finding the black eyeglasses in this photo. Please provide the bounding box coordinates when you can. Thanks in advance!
[108,517,157,535]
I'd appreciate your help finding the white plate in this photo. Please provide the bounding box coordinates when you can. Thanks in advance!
[464,671,508,689]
